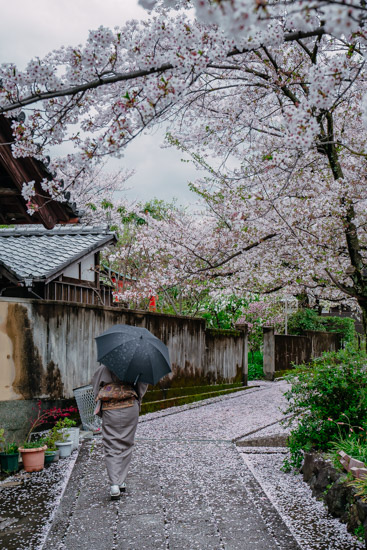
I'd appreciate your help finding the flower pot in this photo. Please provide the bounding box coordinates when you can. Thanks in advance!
[44,451,57,465]
[53,449,60,462]
[0,452,19,474]
[61,429,77,451]
[55,440,72,458]
[19,445,47,472]
[68,427,80,450]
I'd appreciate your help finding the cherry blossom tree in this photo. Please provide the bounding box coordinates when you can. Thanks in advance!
[65,167,133,224]
[0,0,366,196]
[109,40,367,333]
[137,9,367,334]
[2,1,367,330]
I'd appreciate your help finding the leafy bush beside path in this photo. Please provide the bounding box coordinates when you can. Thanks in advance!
[283,346,367,469]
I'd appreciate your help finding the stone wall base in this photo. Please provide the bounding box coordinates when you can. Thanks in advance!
[302,452,367,548]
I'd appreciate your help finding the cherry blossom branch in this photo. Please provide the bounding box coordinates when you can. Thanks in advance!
[325,268,358,298]
[192,233,277,273]
[0,29,326,114]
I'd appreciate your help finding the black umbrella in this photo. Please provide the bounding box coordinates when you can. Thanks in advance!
[95,324,171,385]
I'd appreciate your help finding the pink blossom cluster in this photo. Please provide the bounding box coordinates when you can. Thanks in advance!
[0,0,366,318]
[0,0,365,205]
[140,1,367,44]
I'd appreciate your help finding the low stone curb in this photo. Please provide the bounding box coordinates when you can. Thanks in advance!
[236,433,289,447]
[237,450,303,550]
[42,440,91,549]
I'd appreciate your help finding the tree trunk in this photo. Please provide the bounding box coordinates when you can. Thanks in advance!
[357,299,367,348]
[296,291,310,309]
[321,115,367,344]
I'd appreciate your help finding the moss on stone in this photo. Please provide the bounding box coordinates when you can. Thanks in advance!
[205,328,242,337]
[145,382,243,403]
[140,385,253,414]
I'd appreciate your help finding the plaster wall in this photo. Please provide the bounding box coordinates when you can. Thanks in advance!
[80,254,95,282]
[63,253,95,282]
[63,263,79,279]
[0,301,19,400]
[0,298,246,402]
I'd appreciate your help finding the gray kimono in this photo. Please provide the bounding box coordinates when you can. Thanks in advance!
[91,365,148,486]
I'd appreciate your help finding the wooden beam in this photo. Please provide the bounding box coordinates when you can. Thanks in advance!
[0,116,79,228]
[0,188,18,196]
[0,265,19,285]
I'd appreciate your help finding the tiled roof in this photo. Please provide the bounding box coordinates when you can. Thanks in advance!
[0,225,116,281]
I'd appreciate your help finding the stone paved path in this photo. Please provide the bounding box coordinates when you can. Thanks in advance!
[43,382,363,550]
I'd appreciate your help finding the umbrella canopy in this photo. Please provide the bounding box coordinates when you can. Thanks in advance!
[95,324,171,385]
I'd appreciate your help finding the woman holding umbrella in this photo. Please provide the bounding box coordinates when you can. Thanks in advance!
[92,324,171,500]
[92,363,148,500]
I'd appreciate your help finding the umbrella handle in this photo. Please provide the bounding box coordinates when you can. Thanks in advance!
[134,373,142,385]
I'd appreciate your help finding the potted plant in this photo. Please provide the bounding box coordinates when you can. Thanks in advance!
[52,419,73,458]
[44,449,58,465]
[43,423,65,463]
[55,439,73,458]
[43,436,58,465]
[0,429,19,474]
[60,417,79,451]
[18,440,47,472]
[19,402,51,472]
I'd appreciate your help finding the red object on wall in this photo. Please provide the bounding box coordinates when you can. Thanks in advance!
[149,295,157,312]
[112,277,124,290]
[111,276,124,302]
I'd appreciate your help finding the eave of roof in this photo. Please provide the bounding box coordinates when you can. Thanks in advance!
[0,262,20,285]
[0,115,80,229]
[101,263,137,281]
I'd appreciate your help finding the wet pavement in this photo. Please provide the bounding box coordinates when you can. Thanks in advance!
[42,381,363,550]
[0,453,78,550]
[0,381,363,549]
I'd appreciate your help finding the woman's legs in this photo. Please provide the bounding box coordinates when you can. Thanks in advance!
[102,402,139,486]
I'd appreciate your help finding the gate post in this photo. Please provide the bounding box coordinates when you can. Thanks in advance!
[235,322,248,386]
[263,326,275,381]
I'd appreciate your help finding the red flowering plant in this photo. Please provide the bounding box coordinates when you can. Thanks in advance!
[25,400,78,444]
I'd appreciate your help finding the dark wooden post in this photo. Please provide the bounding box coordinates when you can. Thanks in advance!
[263,326,275,381]
[235,322,248,387]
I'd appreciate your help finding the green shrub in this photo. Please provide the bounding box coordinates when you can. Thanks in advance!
[283,346,367,469]
[288,309,324,335]
[320,316,355,343]
[287,308,356,344]
[200,295,249,329]
[248,351,263,380]
[248,363,263,380]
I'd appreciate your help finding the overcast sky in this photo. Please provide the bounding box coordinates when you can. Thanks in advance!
[0,0,200,206]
